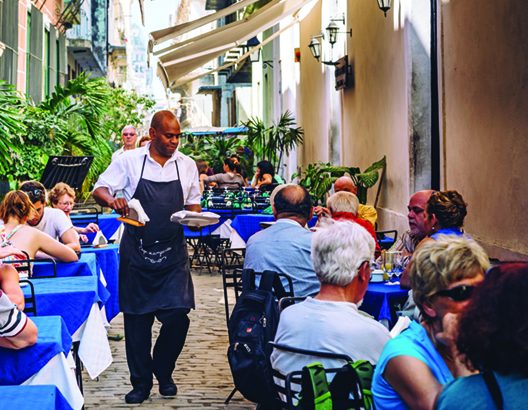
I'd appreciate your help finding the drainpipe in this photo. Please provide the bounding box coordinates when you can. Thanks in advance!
[430,0,440,190]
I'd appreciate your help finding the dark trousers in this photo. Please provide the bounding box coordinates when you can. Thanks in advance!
[123,308,190,390]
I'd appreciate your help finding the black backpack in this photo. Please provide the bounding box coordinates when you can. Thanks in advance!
[227,268,289,406]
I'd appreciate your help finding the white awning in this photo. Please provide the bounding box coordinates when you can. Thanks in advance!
[153,0,315,88]
[149,0,262,48]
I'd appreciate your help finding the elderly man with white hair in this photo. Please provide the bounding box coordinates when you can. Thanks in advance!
[327,191,381,255]
[271,220,391,376]
[112,125,138,161]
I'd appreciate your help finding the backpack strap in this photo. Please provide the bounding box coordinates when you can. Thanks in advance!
[258,270,276,292]
[301,362,333,410]
[483,371,503,410]
[242,268,256,293]
[329,361,363,410]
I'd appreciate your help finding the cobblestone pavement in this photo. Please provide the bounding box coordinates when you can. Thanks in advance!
[84,269,254,409]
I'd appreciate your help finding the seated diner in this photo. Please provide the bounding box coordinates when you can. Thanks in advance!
[202,158,245,190]
[0,191,78,262]
[372,236,489,409]
[49,182,100,243]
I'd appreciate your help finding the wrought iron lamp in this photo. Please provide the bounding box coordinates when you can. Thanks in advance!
[377,0,391,17]
[308,16,352,65]
[243,37,261,63]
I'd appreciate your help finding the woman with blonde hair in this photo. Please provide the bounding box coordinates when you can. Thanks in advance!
[372,236,489,409]
[49,182,99,243]
[0,191,78,262]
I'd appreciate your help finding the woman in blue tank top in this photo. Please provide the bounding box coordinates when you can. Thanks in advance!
[372,236,489,409]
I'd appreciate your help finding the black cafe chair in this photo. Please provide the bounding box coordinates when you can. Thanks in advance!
[375,230,398,250]
[19,279,37,317]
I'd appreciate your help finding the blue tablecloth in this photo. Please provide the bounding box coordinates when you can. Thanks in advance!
[23,275,108,335]
[0,316,71,385]
[230,214,318,242]
[360,282,408,325]
[32,254,110,318]
[0,385,72,410]
[80,244,120,322]
[182,208,255,238]
[71,213,122,242]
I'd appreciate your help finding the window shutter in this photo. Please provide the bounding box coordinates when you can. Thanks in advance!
[27,5,43,103]
[49,27,57,91]
[58,33,67,86]
[0,0,19,85]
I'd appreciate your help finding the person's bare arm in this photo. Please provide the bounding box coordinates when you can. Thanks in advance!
[0,265,24,309]
[93,187,129,217]
[257,173,273,187]
[36,231,78,262]
[384,356,443,410]
[0,318,38,349]
[60,228,81,253]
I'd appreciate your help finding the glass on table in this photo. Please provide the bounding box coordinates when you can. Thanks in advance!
[381,250,403,281]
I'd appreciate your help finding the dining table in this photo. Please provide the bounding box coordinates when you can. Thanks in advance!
[24,261,113,379]
[0,385,73,410]
[360,282,409,327]
[229,214,318,245]
[70,212,122,242]
[79,244,120,322]
[0,316,83,409]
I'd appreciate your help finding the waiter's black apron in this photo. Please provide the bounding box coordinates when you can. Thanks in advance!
[119,156,194,314]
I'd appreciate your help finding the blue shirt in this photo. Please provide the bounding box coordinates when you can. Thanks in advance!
[437,372,528,410]
[431,227,464,240]
[372,321,454,409]
[243,219,319,297]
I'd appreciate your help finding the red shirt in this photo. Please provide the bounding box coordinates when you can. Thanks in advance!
[332,211,381,254]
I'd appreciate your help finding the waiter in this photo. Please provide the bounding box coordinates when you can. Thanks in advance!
[93,110,201,404]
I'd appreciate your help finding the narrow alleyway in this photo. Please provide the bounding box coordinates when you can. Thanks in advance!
[84,270,253,409]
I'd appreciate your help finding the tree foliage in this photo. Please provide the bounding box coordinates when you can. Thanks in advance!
[0,75,155,196]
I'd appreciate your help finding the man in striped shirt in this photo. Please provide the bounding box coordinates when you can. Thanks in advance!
[0,290,37,349]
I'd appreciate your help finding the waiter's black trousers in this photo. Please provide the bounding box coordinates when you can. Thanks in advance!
[123,308,190,389]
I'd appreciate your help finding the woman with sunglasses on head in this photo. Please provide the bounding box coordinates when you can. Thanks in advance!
[49,182,99,243]
[0,191,78,262]
[372,236,489,409]
[436,262,528,409]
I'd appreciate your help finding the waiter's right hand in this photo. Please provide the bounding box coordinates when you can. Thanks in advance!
[109,198,129,217]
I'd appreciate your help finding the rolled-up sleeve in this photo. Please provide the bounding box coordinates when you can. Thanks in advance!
[93,158,127,197]
[184,160,201,205]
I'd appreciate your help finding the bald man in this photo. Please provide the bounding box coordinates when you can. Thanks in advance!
[315,176,378,227]
[244,184,320,297]
[112,125,138,161]
[93,110,201,403]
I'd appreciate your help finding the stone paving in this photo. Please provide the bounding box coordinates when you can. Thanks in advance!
[84,269,254,409]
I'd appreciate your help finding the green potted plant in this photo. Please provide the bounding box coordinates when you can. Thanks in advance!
[294,156,386,205]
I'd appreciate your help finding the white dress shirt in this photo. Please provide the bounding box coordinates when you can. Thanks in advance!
[94,144,201,206]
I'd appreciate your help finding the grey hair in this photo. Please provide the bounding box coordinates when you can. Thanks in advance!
[311,220,375,286]
[327,191,360,215]
[121,125,137,134]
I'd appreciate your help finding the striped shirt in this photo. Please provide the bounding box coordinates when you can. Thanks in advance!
[0,291,28,337]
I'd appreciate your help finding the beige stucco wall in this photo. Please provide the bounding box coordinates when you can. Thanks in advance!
[343,1,411,233]
[440,0,528,259]
[298,2,330,165]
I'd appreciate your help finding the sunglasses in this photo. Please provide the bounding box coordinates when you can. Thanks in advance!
[434,284,475,302]
[123,133,136,136]
[22,188,44,202]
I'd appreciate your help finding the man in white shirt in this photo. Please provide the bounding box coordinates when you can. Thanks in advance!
[271,220,390,376]
[112,125,138,161]
[0,290,38,349]
[19,181,81,253]
[93,110,201,404]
